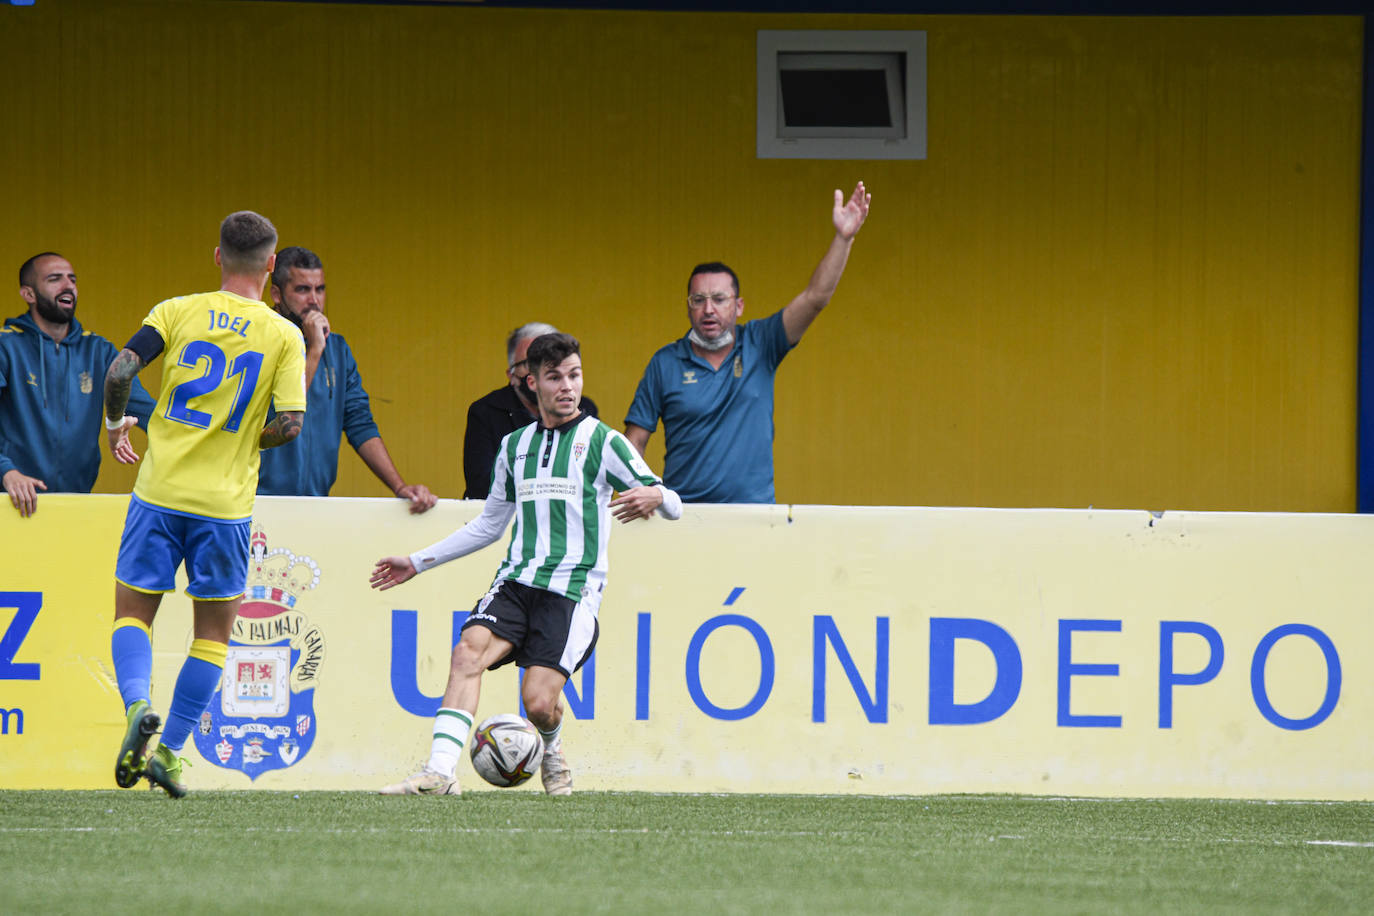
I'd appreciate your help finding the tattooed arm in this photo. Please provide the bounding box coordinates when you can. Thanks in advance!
[260,410,304,450]
[104,348,147,464]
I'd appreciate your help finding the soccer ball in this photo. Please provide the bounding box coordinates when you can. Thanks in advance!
[469,714,544,787]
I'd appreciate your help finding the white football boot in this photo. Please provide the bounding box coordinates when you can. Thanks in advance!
[540,738,572,796]
[379,767,460,796]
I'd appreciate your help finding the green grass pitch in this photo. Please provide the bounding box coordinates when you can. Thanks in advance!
[2,791,1371,913]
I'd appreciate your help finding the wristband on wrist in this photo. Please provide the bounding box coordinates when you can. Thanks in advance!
[105,415,129,430]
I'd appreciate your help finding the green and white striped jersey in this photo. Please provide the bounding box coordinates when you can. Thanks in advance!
[489,415,661,604]
[410,413,670,611]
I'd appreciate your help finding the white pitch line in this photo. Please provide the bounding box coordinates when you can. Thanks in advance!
[0,825,853,838]
[4,825,1371,847]
[1307,840,1374,848]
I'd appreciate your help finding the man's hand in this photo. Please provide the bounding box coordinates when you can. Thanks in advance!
[611,486,664,523]
[106,416,140,465]
[833,180,871,240]
[301,309,331,352]
[3,469,47,518]
[370,556,417,591]
[396,483,437,514]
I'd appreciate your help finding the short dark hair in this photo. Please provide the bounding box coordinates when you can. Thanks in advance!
[688,261,740,297]
[19,252,63,289]
[272,246,324,291]
[219,211,278,275]
[525,332,580,375]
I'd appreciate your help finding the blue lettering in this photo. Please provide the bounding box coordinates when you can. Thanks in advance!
[563,653,594,718]
[635,612,651,721]
[812,615,888,723]
[1058,619,1122,728]
[686,614,774,720]
[0,707,23,735]
[390,608,594,719]
[205,310,249,336]
[0,591,41,680]
[928,617,1022,725]
[388,609,467,717]
[1250,624,1341,730]
[1158,621,1224,728]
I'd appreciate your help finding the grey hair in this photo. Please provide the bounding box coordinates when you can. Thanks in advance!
[506,322,559,367]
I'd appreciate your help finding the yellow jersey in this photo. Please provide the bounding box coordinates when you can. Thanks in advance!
[133,291,307,520]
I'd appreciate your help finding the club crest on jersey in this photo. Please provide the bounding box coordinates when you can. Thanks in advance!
[682,370,697,385]
[79,371,94,394]
[192,528,327,781]
[573,442,586,461]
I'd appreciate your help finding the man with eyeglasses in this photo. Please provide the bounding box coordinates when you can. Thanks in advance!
[462,322,599,499]
[625,181,871,503]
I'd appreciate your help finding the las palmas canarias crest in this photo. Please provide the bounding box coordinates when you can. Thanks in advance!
[193,529,327,780]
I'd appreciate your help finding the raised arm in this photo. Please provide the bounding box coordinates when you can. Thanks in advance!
[300,310,330,387]
[780,181,872,346]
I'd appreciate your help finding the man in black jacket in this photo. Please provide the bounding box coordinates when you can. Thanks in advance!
[462,323,598,499]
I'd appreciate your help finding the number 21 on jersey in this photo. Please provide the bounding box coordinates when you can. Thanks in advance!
[164,340,264,433]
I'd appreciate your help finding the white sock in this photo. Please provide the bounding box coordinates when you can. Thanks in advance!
[428,708,473,778]
[537,719,562,750]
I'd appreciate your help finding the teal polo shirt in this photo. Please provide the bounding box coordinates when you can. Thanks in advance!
[625,310,793,503]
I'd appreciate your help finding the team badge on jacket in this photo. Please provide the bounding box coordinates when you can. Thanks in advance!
[192,528,328,780]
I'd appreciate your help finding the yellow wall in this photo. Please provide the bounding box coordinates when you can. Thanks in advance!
[1,3,1361,510]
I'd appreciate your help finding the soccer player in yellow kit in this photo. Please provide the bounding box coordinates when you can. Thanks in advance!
[103,211,308,798]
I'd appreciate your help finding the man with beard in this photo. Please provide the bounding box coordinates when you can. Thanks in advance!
[624,182,871,504]
[0,252,156,516]
[256,246,435,512]
[462,322,599,499]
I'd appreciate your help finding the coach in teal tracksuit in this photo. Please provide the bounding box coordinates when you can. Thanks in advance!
[256,330,380,497]
[255,246,435,512]
[0,252,156,516]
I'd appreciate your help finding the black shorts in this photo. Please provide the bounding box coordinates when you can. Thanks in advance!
[461,578,599,678]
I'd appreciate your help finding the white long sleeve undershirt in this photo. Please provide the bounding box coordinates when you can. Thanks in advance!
[408,483,681,576]
[408,496,515,574]
[654,484,683,521]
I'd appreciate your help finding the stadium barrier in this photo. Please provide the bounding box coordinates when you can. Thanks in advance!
[2,495,1371,798]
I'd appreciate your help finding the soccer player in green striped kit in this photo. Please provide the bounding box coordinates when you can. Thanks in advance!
[371,332,682,795]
